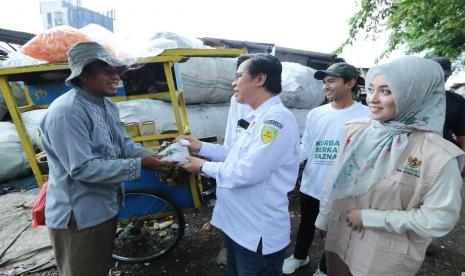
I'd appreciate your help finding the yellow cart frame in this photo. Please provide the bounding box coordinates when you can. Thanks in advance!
[0,48,244,208]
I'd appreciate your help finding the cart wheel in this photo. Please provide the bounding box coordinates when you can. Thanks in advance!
[113,190,185,262]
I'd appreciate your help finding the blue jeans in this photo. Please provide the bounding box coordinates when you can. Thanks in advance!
[225,235,287,276]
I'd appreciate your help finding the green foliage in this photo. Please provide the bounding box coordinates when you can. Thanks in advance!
[339,0,465,65]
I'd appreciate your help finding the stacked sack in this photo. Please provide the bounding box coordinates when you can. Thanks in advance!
[153,32,325,109]
[0,122,30,183]
[281,62,324,109]
[153,32,237,104]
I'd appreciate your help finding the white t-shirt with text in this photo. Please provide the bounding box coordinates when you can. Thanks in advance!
[300,102,370,199]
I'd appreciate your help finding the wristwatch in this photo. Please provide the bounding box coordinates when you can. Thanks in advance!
[199,162,205,174]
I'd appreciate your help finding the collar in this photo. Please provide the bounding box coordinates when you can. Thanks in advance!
[245,95,282,121]
[75,87,105,105]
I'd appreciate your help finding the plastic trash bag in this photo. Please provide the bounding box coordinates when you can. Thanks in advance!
[79,24,118,57]
[32,181,48,228]
[0,51,47,68]
[158,142,190,165]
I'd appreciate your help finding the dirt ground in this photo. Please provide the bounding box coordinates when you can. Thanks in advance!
[26,188,465,276]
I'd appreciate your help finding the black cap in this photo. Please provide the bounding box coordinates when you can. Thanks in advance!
[431,56,452,77]
[314,62,363,84]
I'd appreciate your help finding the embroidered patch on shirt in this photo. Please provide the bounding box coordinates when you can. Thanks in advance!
[263,119,283,129]
[396,154,422,177]
[261,125,279,144]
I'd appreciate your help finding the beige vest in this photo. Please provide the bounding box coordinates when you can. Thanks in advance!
[325,121,463,276]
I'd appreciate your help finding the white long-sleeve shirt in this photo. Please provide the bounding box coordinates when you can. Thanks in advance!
[199,96,300,254]
[223,95,252,147]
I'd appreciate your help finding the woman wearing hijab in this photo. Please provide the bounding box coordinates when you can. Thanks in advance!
[315,56,464,276]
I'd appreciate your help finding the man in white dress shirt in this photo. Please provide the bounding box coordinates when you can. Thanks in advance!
[181,54,300,275]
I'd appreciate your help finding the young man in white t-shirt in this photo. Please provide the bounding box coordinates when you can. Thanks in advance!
[283,62,370,275]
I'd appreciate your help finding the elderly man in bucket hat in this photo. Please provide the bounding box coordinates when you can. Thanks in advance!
[40,41,174,276]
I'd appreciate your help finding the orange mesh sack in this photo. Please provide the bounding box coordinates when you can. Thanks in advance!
[32,181,48,228]
[21,26,91,63]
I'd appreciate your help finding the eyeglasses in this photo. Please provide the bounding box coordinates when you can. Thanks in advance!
[235,72,248,80]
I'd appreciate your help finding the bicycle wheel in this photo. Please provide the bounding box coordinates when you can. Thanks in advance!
[113,190,185,262]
